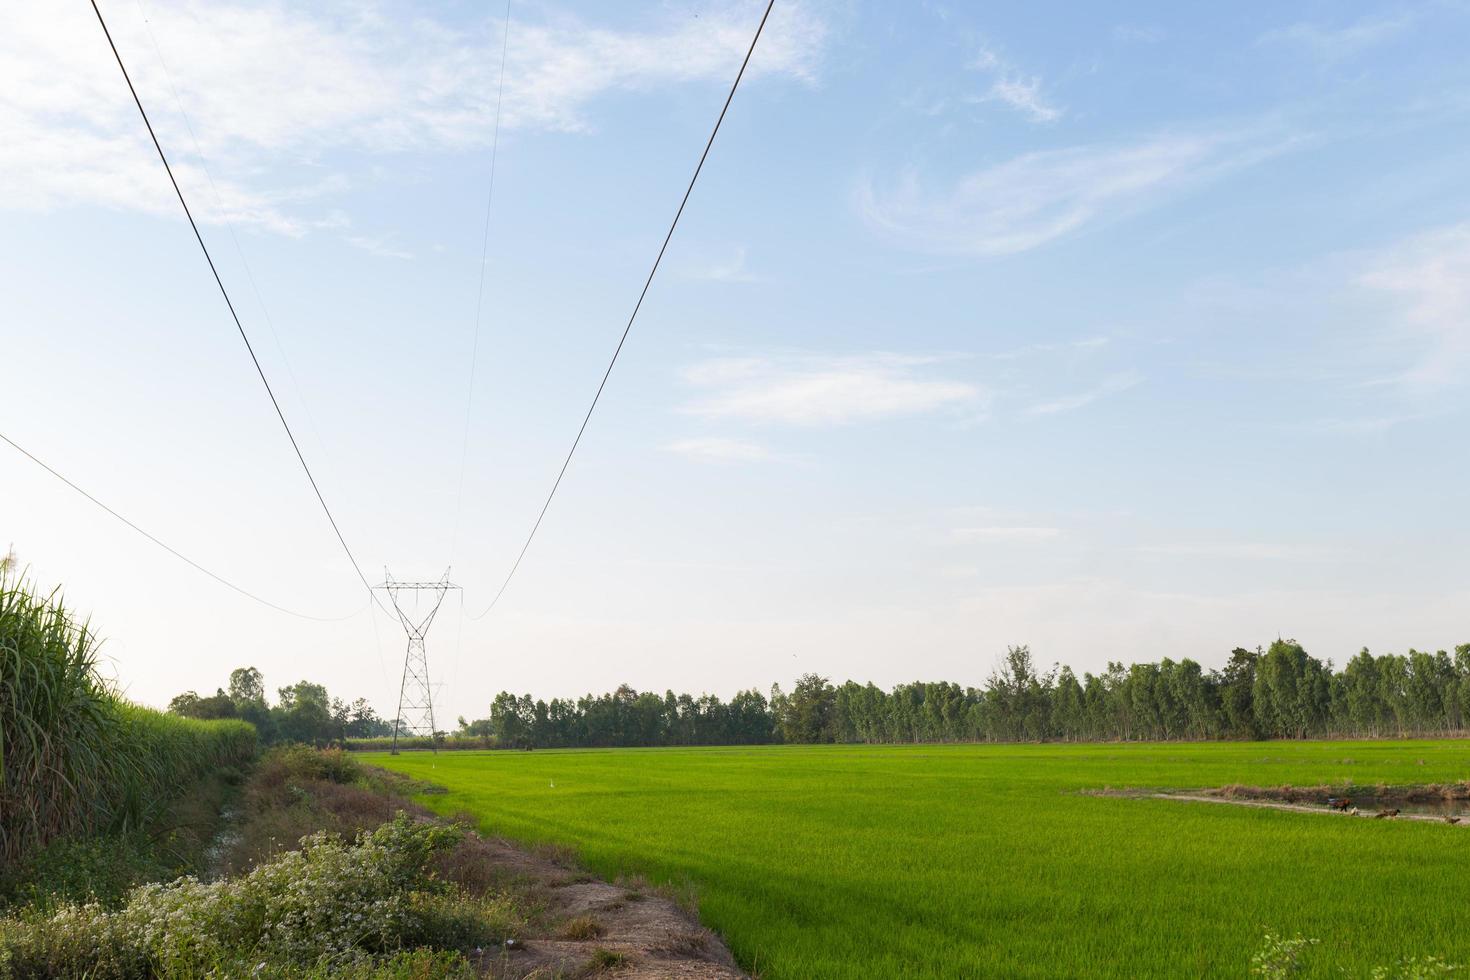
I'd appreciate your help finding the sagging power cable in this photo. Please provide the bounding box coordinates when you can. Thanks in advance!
[468,0,775,620]
[89,0,385,613]
[0,430,363,622]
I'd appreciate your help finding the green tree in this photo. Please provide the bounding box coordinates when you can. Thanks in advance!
[781,674,836,743]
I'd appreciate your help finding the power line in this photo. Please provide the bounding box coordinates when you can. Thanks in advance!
[450,0,514,696]
[131,0,344,494]
[468,0,775,621]
[450,0,515,569]
[0,429,363,622]
[89,0,381,606]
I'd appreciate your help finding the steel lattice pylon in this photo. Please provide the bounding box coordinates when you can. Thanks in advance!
[375,569,459,753]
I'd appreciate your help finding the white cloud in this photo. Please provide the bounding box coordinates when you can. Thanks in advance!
[1296,413,1433,436]
[679,353,983,426]
[345,234,414,260]
[0,1,824,232]
[504,2,825,133]
[1025,371,1142,416]
[953,526,1063,542]
[1259,13,1414,60]
[857,129,1292,257]
[1359,223,1470,392]
[981,77,1061,124]
[984,336,1110,361]
[664,436,772,463]
[967,45,1060,124]
[1135,542,1322,561]
[682,245,758,282]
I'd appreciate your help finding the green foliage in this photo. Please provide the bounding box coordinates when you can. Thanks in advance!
[0,814,501,978]
[1372,956,1463,980]
[2,833,167,911]
[1249,933,1462,980]
[460,636,1470,749]
[1250,932,1319,978]
[376,741,1470,979]
[172,669,392,746]
[0,571,255,865]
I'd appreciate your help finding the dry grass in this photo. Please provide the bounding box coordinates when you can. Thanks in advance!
[582,948,629,974]
[560,915,605,940]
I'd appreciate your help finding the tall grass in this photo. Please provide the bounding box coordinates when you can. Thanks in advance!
[0,570,255,866]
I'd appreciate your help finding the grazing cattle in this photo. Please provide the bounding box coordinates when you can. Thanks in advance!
[1374,808,1400,819]
[1328,797,1352,811]
[1446,816,1462,825]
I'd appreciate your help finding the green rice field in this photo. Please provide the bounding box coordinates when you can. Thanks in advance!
[368,742,1470,978]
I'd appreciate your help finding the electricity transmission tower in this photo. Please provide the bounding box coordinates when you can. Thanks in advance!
[375,570,459,754]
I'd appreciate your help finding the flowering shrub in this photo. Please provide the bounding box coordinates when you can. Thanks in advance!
[0,814,503,979]
[1251,932,1462,980]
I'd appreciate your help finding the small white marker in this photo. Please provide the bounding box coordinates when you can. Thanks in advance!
[550,779,555,788]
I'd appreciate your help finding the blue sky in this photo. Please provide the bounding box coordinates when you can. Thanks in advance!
[3,0,1469,719]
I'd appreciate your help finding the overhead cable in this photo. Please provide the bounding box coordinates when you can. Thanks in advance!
[90,0,383,610]
[1,429,363,622]
[468,0,775,620]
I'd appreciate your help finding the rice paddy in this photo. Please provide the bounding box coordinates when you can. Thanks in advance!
[371,741,1470,978]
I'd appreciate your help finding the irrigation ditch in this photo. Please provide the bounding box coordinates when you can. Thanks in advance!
[1092,782,1470,824]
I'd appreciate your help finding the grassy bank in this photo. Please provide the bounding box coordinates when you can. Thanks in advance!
[0,571,255,870]
[0,747,527,978]
[372,741,1470,978]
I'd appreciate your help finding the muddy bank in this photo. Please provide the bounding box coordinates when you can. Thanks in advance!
[1092,782,1470,824]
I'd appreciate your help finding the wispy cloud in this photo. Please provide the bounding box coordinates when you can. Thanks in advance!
[1136,542,1326,561]
[681,245,758,283]
[345,234,414,260]
[679,353,983,426]
[1258,12,1415,60]
[857,128,1293,257]
[968,45,1061,123]
[664,436,773,464]
[0,1,824,232]
[953,526,1063,542]
[1295,413,1434,436]
[984,336,1110,361]
[1359,222,1470,392]
[1025,372,1142,416]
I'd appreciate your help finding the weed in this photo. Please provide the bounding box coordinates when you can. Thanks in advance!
[560,915,604,940]
[583,948,628,973]
[1250,932,1319,978]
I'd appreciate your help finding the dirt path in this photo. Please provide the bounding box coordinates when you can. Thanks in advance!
[460,834,746,979]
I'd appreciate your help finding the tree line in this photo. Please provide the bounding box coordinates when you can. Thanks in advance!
[172,639,1470,748]
[467,640,1470,747]
[169,667,393,745]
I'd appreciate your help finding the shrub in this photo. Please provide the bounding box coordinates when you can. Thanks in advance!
[0,813,512,978]
[1250,933,1319,978]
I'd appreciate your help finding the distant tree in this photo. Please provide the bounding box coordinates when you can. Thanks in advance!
[170,687,236,720]
[780,674,836,743]
[457,715,494,737]
[1218,648,1260,739]
[168,691,201,715]
[228,666,266,707]
[274,680,338,745]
